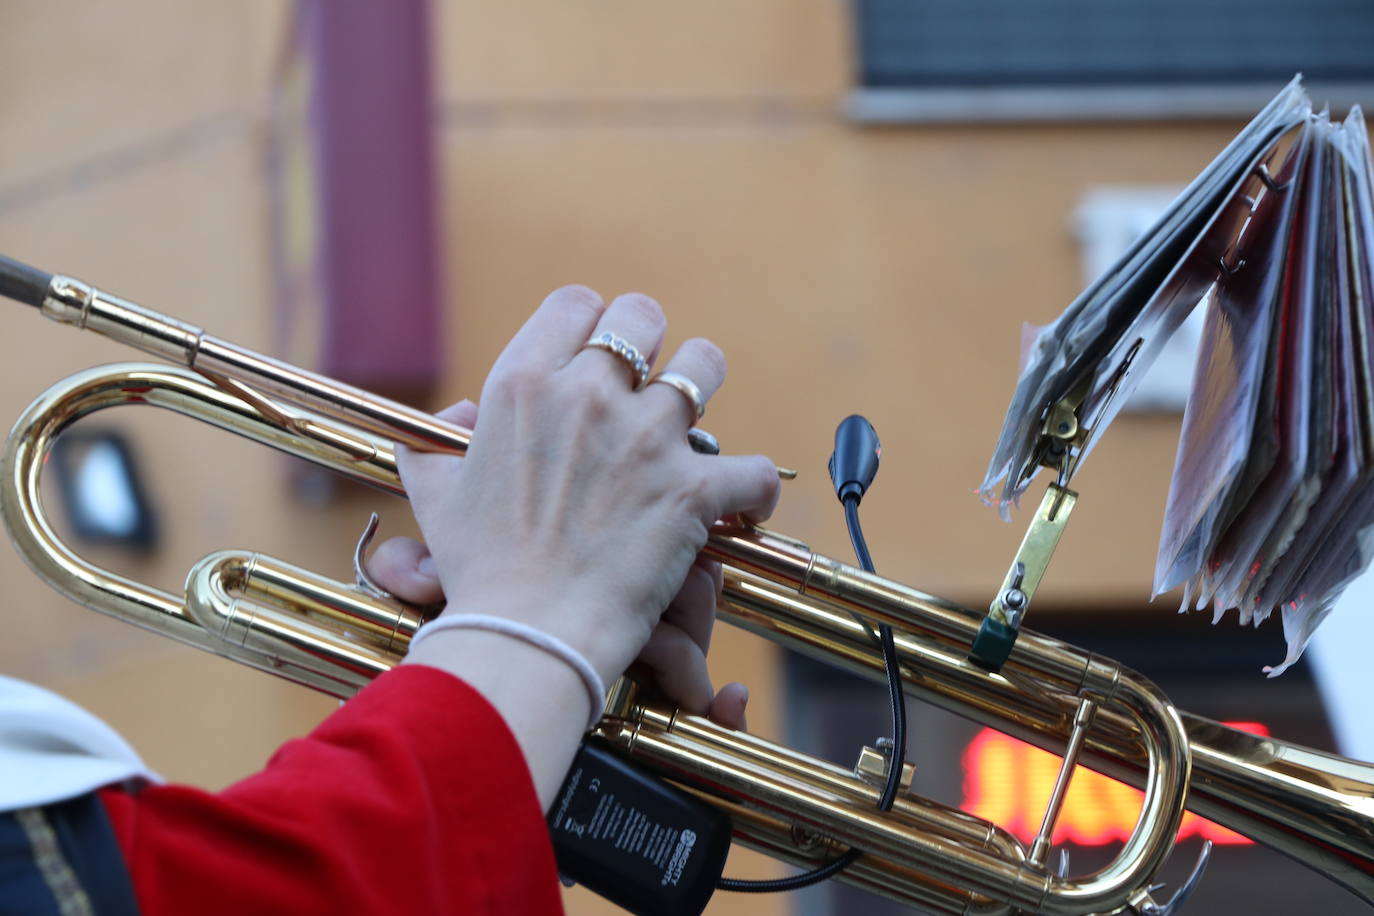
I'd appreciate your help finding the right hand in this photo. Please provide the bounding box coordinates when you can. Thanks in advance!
[387,286,777,721]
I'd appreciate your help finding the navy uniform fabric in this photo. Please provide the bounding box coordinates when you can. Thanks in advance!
[0,793,138,916]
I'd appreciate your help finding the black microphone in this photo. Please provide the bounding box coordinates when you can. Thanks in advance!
[827,414,881,505]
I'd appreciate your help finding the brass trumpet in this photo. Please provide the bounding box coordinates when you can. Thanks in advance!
[2,259,1372,914]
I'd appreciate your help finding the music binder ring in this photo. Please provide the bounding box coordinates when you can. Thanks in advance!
[1215,162,1293,277]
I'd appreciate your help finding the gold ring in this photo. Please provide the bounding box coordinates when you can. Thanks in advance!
[648,371,705,421]
[581,331,650,388]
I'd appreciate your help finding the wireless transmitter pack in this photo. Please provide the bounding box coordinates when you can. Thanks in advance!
[548,738,732,916]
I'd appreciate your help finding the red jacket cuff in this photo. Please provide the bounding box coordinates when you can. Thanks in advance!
[101,665,563,916]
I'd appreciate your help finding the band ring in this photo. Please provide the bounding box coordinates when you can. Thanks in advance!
[647,371,706,421]
[581,331,651,388]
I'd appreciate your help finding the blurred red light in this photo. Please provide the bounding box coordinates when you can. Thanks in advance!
[961,721,1269,846]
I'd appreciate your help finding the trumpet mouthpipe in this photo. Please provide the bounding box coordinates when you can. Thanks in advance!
[36,272,472,456]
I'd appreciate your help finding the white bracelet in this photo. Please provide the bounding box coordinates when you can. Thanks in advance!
[407,614,608,730]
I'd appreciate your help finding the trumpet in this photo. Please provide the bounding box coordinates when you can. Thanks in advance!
[2,257,1373,915]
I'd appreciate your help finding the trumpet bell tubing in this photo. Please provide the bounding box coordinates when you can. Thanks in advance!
[1,260,1372,910]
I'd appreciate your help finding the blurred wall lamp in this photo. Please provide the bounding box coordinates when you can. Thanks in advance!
[51,429,158,551]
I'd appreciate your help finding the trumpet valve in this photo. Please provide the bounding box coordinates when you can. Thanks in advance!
[854,739,915,795]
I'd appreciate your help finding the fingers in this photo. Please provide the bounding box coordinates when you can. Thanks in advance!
[708,682,749,732]
[661,558,723,656]
[695,453,782,526]
[568,292,668,386]
[365,536,445,605]
[490,285,605,377]
[640,337,727,428]
[637,620,749,730]
[636,622,713,715]
[395,399,478,502]
[433,398,478,431]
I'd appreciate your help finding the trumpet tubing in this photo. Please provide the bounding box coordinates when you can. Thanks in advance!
[2,266,1374,913]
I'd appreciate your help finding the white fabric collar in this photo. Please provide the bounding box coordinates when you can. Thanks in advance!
[0,675,159,811]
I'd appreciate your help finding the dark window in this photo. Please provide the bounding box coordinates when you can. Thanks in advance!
[851,0,1374,121]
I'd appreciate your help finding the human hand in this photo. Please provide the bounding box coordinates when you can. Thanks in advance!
[379,286,775,726]
[367,529,749,731]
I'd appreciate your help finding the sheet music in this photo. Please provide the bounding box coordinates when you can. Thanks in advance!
[982,78,1374,673]
[981,76,1311,514]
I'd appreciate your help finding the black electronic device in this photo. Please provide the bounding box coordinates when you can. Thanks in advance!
[549,739,732,916]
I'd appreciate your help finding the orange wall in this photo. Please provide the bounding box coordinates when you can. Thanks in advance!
[0,4,1275,913]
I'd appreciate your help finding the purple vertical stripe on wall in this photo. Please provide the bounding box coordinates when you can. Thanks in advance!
[306,0,443,397]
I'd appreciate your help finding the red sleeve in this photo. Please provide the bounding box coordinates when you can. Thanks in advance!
[98,665,564,916]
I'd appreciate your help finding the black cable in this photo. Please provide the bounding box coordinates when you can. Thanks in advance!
[718,494,908,893]
[844,497,874,572]
[717,849,862,894]
[845,496,907,815]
